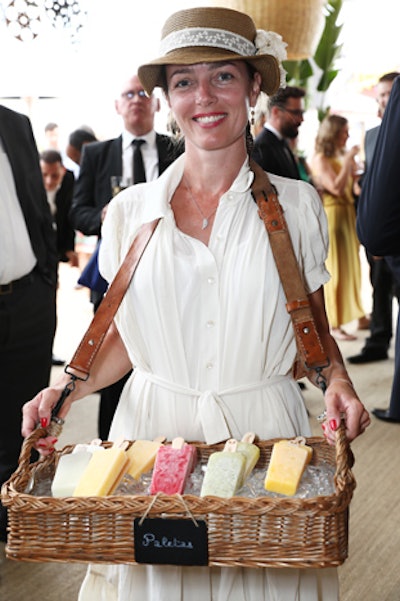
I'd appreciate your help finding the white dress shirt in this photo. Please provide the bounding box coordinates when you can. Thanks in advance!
[121,129,159,183]
[0,137,36,284]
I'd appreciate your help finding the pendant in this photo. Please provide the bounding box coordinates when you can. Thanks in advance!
[202,218,208,230]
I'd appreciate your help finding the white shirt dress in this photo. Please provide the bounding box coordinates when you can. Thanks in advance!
[78,155,338,601]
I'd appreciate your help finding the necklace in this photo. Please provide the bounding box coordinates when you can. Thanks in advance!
[184,176,218,230]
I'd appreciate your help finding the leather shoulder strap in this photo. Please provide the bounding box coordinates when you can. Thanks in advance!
[250,159,329,375]
[67,218,160,380]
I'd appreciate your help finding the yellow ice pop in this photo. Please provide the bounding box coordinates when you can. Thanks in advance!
[264,437,313,496]
[126,437,164,479]
[73,439,129,497]
[237,432,260,480]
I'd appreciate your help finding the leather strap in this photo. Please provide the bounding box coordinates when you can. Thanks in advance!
[67,218,160,380]
[250,159,329,377]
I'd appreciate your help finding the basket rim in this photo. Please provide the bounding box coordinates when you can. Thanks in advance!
[2,431,356,515]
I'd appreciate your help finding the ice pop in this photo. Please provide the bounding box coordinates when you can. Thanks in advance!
[236,432,260,480]
[126,437,165,480]
[149,437,197,495]
[51,440,104,497]
[200,439,246,498]
[73,439,130,497]
[264,436,313,496]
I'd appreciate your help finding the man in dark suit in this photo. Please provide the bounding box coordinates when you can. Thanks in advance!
[251,86,306,179]
[348,72,400,366]
[70,73,182,241]
[0,106,58,541]
[40,149,78,366]
[357,75,400,422]
[40,149,78,266]
[70,73,183,440]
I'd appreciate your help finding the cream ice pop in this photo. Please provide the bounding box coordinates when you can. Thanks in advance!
[264,436,313,496]
[73,438,130,497]
[51,440,104,497]
[126,437,165,480]
[200,439,246,498]
[237,432,260,480]
[149,437,197,495]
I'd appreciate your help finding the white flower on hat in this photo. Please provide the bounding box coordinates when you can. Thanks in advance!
[255,30,287,88]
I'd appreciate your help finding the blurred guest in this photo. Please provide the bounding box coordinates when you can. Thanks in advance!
[311,114,367,340]
[252,86,306,179]
[348,72,400,365]
[251,91,268,137]
[40,149,78,367]
[0,106,57,542]
[40,150,78,267]
[44,121,60,150]
[357,75,400,422]
[66,128,98,176]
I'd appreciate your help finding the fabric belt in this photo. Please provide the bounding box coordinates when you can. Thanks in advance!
[134,368,288,444]
[0,270,35,295]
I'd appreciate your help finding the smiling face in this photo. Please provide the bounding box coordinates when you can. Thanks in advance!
[165,61,260,153]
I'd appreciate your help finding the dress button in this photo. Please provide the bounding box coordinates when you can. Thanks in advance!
[207,277,215,285]
[206,362,213,370]
[206,321,215,328]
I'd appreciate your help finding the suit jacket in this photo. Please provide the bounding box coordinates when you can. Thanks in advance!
[357,76,400,257]
[70,133,184,236]
[364,125,380,171]
[55,169,75,261]
[0,106,58,286]
[251,127,300,180]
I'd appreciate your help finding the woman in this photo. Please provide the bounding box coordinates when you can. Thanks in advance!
[22,7,370,601]
[311,115,367,340]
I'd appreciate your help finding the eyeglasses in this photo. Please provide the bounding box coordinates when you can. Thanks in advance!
[277,106,305,118]
[121,89,148,100]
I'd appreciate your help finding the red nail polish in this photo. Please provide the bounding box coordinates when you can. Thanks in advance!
[321,422,326,431]
[329,419,338,431]
[50,438,58,445]
[40,417,48,428]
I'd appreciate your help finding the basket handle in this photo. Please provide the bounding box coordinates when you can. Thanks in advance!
[14,427,49,480]
[334,421,355,494]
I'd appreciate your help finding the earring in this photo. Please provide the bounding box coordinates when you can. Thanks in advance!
[250,108,255,126]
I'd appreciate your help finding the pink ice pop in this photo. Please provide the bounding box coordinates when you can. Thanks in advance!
[150,437,197,495]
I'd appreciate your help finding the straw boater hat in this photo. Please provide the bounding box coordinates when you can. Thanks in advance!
[138,7,287,97]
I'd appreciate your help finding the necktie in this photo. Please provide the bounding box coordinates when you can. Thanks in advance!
[281,139,300,179]
[132,139,146,184]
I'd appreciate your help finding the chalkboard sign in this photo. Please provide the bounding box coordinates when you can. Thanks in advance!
[134,518,208,566]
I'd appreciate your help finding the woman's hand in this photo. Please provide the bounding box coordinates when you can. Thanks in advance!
[22,383,73,455]
[320,379,370,445]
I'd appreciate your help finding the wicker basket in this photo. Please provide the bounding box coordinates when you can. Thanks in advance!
[2,425,355,568]
[212,0,325,60]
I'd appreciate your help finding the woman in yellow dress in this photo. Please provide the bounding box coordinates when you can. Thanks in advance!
[311,114,366,341]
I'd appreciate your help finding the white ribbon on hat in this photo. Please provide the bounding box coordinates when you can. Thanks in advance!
[160,27,256,57]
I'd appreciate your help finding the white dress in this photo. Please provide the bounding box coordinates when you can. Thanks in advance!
[79,155,338,601]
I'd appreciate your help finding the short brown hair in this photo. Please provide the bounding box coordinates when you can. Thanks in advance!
[268,86,305,111]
